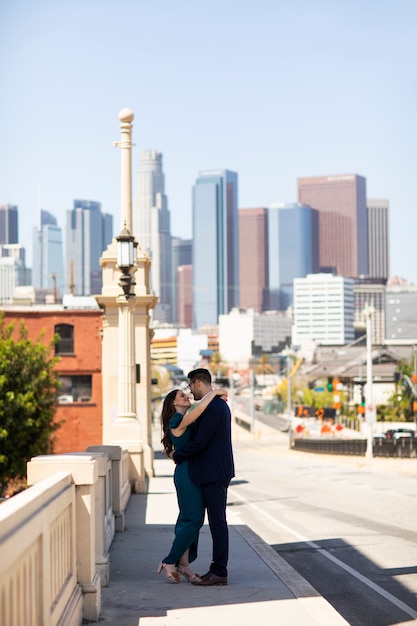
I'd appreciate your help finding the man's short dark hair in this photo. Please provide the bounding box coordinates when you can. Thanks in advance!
[188,368,212,385]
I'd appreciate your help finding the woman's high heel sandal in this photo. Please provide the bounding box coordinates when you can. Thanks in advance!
[157,562,180,583]
[177,564,201,583]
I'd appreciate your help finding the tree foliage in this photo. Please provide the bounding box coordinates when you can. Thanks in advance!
[254,354,275,375]
[0,315,61,496]
[377,360,415,422]
[209,351,228,376]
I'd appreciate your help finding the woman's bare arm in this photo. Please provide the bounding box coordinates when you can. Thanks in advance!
[172,388,228,434]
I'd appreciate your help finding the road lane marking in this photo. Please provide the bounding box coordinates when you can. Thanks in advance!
[229,487,417,620]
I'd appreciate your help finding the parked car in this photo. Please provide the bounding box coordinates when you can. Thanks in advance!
[384,428,415,440]
[373,432,387,439]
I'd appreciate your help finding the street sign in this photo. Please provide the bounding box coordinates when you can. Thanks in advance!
[314,387,325,392]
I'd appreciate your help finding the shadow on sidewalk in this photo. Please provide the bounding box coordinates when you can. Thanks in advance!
[96,487,327,625]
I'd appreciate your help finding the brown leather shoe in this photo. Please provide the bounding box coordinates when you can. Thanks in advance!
[191,572,227,586]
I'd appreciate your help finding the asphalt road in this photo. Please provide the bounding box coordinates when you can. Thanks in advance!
[229,403,417,626]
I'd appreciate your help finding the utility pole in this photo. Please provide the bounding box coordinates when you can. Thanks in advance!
[249,369,255,433]
[283,346,293,448]
[364,304,376,459]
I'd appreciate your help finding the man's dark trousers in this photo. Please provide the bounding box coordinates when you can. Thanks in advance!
[202,480,229,578]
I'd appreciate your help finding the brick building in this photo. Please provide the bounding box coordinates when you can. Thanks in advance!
[2,304,103,453]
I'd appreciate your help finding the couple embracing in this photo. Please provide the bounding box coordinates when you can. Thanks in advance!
[158,368,235,586]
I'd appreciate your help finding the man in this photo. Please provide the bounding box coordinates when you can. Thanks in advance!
[173,368,235,586]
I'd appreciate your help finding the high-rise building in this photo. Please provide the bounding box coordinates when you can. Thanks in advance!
[297,174,368,277]
[0,253,31,304]
[267,203,319,310]
[134,150,172,322]
[0,204,18,244]
[367,199,389,279]
[353,277,386,345]
[66,200,113,296]
[385,282,417,344]
[172,237,192,269]
[177,265,193,328]
[172,238,192,323]
[0,243,26,264]
[32,210,65,295]
[0,257,19,304]
[293,273,355,346]
[192,170,239,328]
[238,208,269,313]
[219,307,292,367]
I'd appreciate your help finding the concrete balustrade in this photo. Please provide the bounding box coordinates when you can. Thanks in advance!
[27,454,102,622]
[0,445,132,625]
[87,445,131,531]
[0,471,82,626]
[63,451,116,587]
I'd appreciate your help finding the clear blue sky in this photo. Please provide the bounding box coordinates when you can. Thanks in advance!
[1,0,416,282]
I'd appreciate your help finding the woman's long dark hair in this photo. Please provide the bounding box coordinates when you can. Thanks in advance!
[161,389,179,458]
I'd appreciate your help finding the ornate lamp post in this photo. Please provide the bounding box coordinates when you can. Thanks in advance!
[113,110,139,425]
[97,108,157,489]
[116,226,135,297]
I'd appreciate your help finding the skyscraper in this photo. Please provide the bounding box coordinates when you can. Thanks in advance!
[385,282,417,344]
[297,174,368,277]
[367,199,389,279]
[267,203,319,310]
[177,265,193,328]
[172,237,192,323]
[192,170,239,328]
[0,204,18,244]
[238,208,268,313]
[134,150,172,322]
[32,210,65,295]
[293,273,355,346]
[0,245,31,304]
[66,200,113,296]
[354,277,386,344]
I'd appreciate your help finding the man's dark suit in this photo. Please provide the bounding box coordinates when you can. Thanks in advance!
[173,396,235,577]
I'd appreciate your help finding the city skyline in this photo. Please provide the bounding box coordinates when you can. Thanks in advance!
[0,166,403,288]
[0,181,391,314]
[1,2,416,283]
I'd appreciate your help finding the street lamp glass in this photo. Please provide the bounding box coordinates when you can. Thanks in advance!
[117,236,134,268]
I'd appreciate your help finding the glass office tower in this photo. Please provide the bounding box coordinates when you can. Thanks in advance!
[66,200,113,296]
[0,204,18,244]
[268,203,319,310]
[135,150,172,322]
[192,170,239,328]
[32,210,65,294]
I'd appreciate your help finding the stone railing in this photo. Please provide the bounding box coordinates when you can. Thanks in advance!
[0,445,131,625]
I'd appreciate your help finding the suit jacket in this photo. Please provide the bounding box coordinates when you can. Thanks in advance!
[173,396,235,485]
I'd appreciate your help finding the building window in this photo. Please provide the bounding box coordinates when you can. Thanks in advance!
[57,375,92,403]
[55,324,74,354]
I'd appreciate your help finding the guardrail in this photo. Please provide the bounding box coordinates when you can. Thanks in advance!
[0,445,131,625]
[292,438,417,457]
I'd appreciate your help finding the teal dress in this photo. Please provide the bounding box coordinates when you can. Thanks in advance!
[162,413,205,565]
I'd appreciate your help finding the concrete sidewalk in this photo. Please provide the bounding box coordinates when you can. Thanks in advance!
[94,448,349,625]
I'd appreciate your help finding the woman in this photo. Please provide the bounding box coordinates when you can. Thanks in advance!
[157,386,228,583]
